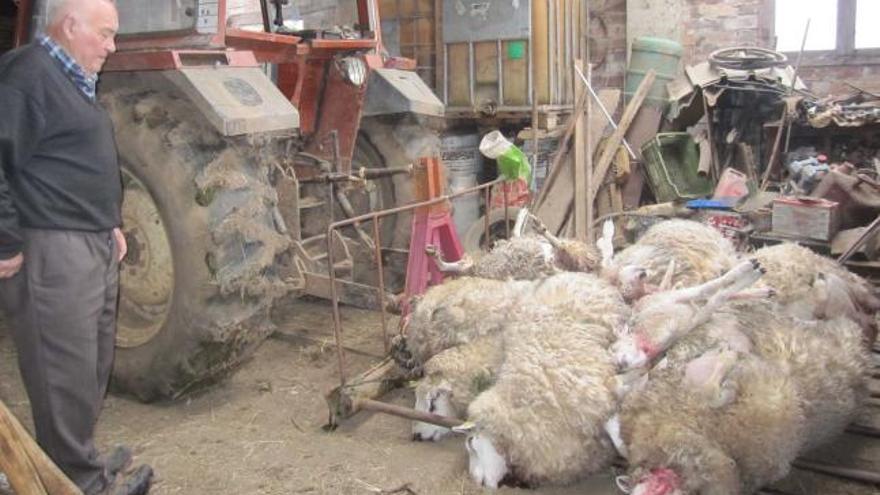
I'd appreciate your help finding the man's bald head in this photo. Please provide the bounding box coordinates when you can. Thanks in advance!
[46,0,118,75]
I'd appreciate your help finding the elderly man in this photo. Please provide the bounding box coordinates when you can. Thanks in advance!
[0,1,152,494]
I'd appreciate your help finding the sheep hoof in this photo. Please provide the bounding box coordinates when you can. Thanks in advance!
[749,258,765,274]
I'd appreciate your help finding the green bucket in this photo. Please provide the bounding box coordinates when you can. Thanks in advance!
[625,36,683,110]
[641,133,713,202]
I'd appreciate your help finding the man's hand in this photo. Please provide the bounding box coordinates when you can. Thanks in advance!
[0,253,23,279]
[113,227,127,262]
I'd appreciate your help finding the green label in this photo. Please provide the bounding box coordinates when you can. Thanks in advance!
[508,41,525,60]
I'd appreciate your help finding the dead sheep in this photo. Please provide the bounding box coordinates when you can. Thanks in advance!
[608,219,739,301]
[464,305,619,488]
[411,335,504,442]
[616,304,869,495]
[735,305,870,451]
[753,242,880,343]
[460,273,627,488]
[612,259,768,372]
[392,276,532,373]
[618,352,805,495]
[411,272,630,442]
[427,234,600,281]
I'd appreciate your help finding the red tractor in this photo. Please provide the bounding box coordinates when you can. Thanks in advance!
[1,0,443,401]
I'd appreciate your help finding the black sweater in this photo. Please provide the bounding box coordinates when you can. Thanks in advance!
[0,43,122,259]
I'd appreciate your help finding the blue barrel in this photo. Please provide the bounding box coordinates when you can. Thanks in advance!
[625,37,684,110]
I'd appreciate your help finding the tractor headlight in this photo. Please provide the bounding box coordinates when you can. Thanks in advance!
[338,56,367,87]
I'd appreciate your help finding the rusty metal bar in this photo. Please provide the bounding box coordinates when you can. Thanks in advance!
[846,423,880,438]
[356,399,463,429]
[373,218,389,353]
[503,185,510,239]
[484,187,491,248]
[326,177,508,388]
[792,459,880,485]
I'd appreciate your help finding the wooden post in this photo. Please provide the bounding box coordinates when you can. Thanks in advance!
[0,399,81,495]
[585,63,594,242]
[573,59,587,241]
[0,409,47,495]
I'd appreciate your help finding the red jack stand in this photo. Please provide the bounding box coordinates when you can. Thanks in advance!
[401,157,464,315]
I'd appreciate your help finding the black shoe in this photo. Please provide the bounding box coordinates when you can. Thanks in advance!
[111,464,153,495]
[103,445,133,477]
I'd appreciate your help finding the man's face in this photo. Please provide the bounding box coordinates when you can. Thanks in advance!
[66,1,119,75]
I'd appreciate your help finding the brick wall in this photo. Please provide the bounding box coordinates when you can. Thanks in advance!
[594,0,879,99]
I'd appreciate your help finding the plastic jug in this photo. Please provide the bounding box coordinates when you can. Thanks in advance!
[479,130,531,183]
[713,168,749,201]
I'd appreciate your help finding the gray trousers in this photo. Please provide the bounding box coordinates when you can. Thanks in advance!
[0,229,118,495]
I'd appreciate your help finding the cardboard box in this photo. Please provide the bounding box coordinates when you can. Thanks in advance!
[771,197,840,241]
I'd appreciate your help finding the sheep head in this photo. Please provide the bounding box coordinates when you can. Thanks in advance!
[412,381,455,442]
[631,468,683,495]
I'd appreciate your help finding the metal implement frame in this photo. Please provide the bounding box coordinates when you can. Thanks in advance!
[325,177,509,388]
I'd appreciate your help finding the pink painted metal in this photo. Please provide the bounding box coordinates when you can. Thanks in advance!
[401,158,465,315]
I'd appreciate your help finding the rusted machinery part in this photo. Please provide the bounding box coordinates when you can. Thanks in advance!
[709,46,788,71]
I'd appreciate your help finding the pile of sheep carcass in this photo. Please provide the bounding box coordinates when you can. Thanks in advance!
[392,215,878,493]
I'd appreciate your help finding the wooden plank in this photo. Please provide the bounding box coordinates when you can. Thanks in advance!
[0,398,82,494]
[621,105,663,209]
[573,59,587,241]
[535,89,621,235]
[447,43,469,105]
[0,406,47,495]
[533,0,550,104]
[590,70,656,203]
[433,0,443,92]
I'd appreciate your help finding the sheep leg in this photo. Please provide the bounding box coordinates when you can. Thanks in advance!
[670,260,760,304]
[530,213,565,251]
[690,264,764,327]
[727,288,776,301]
[425,245,473,273]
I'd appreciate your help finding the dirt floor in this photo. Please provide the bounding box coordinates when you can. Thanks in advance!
[1,296,879,495]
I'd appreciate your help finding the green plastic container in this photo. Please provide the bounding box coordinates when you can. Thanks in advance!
[625,36,683,109]
[641,133,713,202]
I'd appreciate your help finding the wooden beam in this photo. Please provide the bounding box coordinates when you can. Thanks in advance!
[0,399,81,494]
[589,70,655,203]
[585,63,594,242]
[535,90,621,235]
[573,59,587,241]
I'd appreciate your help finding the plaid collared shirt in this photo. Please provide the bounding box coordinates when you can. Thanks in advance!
[38,35,98,102]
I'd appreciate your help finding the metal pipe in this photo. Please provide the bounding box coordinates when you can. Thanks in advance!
[443,44,449,105]
[327,232,347,387]
[326,178,505,386]
[846,424,880,438]
[372,219,389,353]
[497,39,504,106]
[792,459,880,485]
[259,0,272,32]
[784,19,810,154]
[484,187,491,249]
[355,399,463,429]
[574,65,638,159]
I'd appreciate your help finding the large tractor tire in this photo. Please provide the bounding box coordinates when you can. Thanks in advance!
[100,74,292,402]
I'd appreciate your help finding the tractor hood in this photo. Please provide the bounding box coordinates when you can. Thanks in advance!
[362,68,444,118]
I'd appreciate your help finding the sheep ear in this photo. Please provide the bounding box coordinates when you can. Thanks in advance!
[597,219,615,268]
